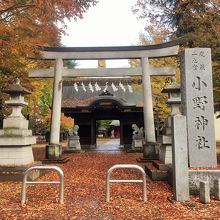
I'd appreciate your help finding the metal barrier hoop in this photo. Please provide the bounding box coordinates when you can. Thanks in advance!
[106,164,147,202]
[21,165,64,205]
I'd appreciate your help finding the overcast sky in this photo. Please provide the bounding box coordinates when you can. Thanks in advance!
[61,0,145,68]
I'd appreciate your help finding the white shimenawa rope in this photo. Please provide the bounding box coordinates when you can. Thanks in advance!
[111,82,118,92]
[127,84,133,93]
[103,82,108,92]
[88,82,94,93]
[119,82,126,92]
[95,82,101,91]
[81,82,86,92]
[74,82,78,92]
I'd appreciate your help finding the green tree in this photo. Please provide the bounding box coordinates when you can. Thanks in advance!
[97,120,113,129]
[64,60,78,69]
[39,81,53,116]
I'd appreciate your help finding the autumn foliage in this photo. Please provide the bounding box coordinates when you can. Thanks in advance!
[0,151,219,219]
[0,0,97,75]
[0,0,97,129]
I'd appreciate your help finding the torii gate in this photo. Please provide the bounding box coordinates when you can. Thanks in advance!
[29,41,179,159]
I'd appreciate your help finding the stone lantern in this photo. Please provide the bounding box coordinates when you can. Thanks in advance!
[162,77,181,116]
[0,79,36,168]
[159,77,181,164]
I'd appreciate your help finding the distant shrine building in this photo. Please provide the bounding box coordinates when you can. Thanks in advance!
[61,78,144,148]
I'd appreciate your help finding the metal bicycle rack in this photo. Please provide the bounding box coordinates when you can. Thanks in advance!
[21,166,64,205]
[106,164,147,202]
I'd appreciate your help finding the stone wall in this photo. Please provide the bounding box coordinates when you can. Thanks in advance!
[189,170,220,195]
[168,168,220,195]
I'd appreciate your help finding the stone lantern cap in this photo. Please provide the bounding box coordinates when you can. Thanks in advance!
[161,77,180,93]
[161,77,181,105]
[2,79,31,95]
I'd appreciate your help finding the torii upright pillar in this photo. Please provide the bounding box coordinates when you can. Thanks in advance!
[142,57,157,159]
[46,58,63,159]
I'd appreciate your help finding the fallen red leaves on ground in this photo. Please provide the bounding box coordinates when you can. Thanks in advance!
[0,151,220,219]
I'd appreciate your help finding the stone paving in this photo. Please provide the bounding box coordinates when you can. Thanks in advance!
[95,138,123,151]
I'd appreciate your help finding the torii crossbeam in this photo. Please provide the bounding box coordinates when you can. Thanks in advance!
[29,41,179,159]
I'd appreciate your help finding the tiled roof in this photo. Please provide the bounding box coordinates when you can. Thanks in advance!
[62,84,143,108]
[62,97,95,108]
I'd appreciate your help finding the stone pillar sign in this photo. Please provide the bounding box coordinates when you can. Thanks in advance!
[181,48,217,167]
[172,114,189,202]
